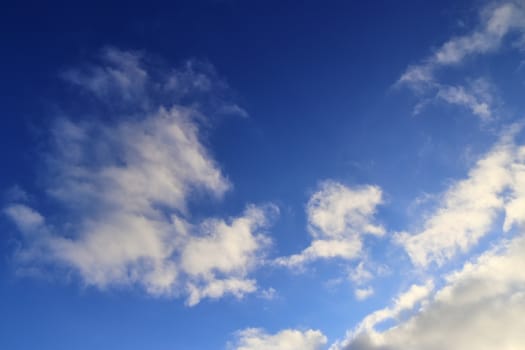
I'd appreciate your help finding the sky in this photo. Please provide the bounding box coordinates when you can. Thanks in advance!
[1,0,525,349]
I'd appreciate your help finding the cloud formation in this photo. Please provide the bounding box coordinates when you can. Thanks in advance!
[333,232,525,350]
[396,125,525,267]
[232,328,327,350]
[398,1,525,119]
[276,181,384,267]
[4,48,274,305]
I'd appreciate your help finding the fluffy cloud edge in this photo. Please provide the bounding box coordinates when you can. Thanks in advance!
[276,181,385,268]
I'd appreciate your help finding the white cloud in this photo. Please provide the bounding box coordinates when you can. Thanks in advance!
[4,48,276,305]
[354,287,374,301]
[396,126,525,267]
[4,204,45,235]
[400,1,525,84]
[276,181,384,267]
[398,1,525,119]
[436,80,493,119]
[503,145,525,230]
[347,261,390,300]
[47,107,229,216]
[410,79,498,119]
[348,262,374,285]
[348,280,434,338]
[307,182,384,238]
[186,278,256,307]
[232,328,327,350]
[181,204,278,306]
[258,287,278,300]
[435,2,525,65]
[332,232,525,350]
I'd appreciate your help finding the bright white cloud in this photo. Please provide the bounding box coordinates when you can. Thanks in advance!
[232,328,327,350]
[396,126,525,267]
[276,181,384,267]
[4,48,276,305]
[307,181,384,238]
[181,204,278,306]
[332,232,525,350]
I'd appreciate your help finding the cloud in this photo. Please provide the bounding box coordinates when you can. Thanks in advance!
[435,2,525,65]
[332,232,525,350]
[349,262,386,301]
[343,280,434,341]
[62,48,148,104]
[348,262,374,285]
[400,1,525,84]
[396,125,525,267]
[410,79,497,120]
[435,79,494,119]
[503,144,525,230]
[354,287,374,301]
[3,48,276,305]
[398,1,525,119]
[276,181,384,267]
[182,204,278,306]
[348,261,389,286]
[258,287,278,300]
[4,204,45,235]
[232,328,327,350]
[61,48,247,118]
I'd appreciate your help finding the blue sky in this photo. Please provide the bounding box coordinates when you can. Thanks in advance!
[2,1,525,349]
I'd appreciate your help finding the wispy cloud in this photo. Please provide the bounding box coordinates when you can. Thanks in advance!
[400,2,525,85]
[62,48,149,105]
[398,1,525,119]
[435,78,495,119]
